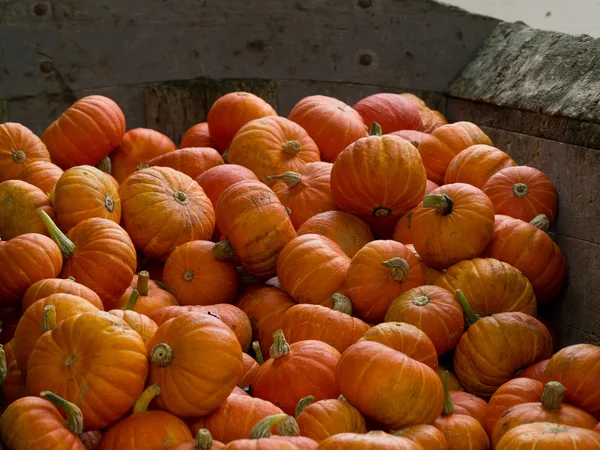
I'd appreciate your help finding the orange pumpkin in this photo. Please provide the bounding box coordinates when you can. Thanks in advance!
[41,95,126,169]
[168,429,225,450]
[110,128,176,183]
[112,271,179,316]
[207,92,277,152]
[52,165,121,232]
[181,122,214,148]
[162,240,238,306]
[517,359,550,383]
[353,93,424,134]
[385,285,464,356]
[394,425,448,450]
[411,183,495,269]
[495,422,600,449]
[149,147,224,179]
[147,312,243,417]
[287,95,367,162]
[4,360,29,407]
[444,144,517,189]
[437,366,464,392]
[109,290,159,344]
[228,116,320,186]
[0,179,55,239]
[16,160,63,194]
[277,234,350,308]
[119,166,215,261]
[405,244,444,285]
[26,311,148,430]
[196,164,259,208]
[22,277,103,311]
[449,391,488,426]
[317,431,424,449]
[346,240,425,323]
[330,125,426,219]
[483,166,558,224]
[0,122,51,181]
[401,93,448,132]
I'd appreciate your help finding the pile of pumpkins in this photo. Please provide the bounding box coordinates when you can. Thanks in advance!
[0,90,598,450]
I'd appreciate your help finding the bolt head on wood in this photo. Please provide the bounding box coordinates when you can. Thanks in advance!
[34,3,48,15]
[39,61,54,73]
[359,54,373,66]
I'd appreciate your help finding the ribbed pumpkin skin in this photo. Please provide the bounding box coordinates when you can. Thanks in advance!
[296,398,367,442]
[196,164,259,208]
[449,392,488,425]
[330,134,426,218]
[353,93,424,134]
[483,215,567,303]
[0,179,55,239]
[435,258,537,317]
[434,413,490,450]
[394,424,448,450]
[17,160,63,194]
[113,274,179,316]
[42,95,126,169]
[317,431,425,449]
[483,166,559,224]
[337,340,444,430]
[0,122,51,181]
[444,144,517,189]
[453,312,553,397]
[148,147,224,180]
[181,122,213,148]
[22,278,103,311]
[495,422,600,450]
[4,360,28,407]
[108,309,158,344]
[517,359,550,383]
[221,437,303,450]
[288,95,367,162]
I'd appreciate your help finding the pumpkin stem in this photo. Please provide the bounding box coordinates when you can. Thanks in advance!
[282,140,302,155]
[530,214,550,232]
[285,206,292,216]
[41,305,57,333]
[237,266,261,286]
[369,122,383,136]
[412,295,431,307]
[381,257,410,281]
[151,343,173,367]
[154,280,174,294]
[249,414,299,438]
[270,329,290,360]
[67,276,76,282]
[123,289,140,311]
[373,207,392,218]
[422,193,453,216]
[266,172,302,188]
[12,149,26,164]
[440,371,455,415]
[136,271,150,296]
[455,290,480,326]
[194,429,215,449]
[512,182,529,198]
[540,381,566,410]
[104,195,115,213]
[40,391,84,435]
[331,293,353,315]
[96,156,112,174]
[173,190,189,205]
[38,210,76,258]
[338,394,346,401]
[213,240,237,260]
[252,341,264,365]
[295,395,314,417]
[409,140,420,149]
[133,383,161,413]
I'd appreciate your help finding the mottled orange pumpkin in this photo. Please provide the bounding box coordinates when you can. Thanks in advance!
[444,144,517,189]
[405,244,444,285]
[353,93,424,134]
[0,179,55,239]
[449,391,488,426]
[22,277,103,311]
[394,424,448,450]
[112,271,179,316]
[401,93,448,133]
[109,291,159,344]
[0,122,51,181]
[196,164,259,209]
[495,422,600,450]
[16,160,63,195]
[318,431,423,449]
[149,147,224,180]
[181,122,214,148]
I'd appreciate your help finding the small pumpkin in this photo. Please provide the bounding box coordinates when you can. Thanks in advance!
[405,244,444,285]
[149,147,224,179]
[0,122,51,181]
[353,93,424,134]
[16,160,63,194]
[4,359,29,407]
[22,277,103,311]
[181,122,213,148]
[401,93,448,132]
[495,422,600,449]
[0,179,55,239]
[196,164,259,209]
[112,271,179,315]
[437,366,464,392]
[168,429,225,450]
[517,359,550,383]
[444,144,517,189]
[109,290,159,344]
[449,391,488,426]
[41,95,126,169]
[394,425,448,450]
[317,431,422,449]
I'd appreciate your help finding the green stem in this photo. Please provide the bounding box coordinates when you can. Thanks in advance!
[249,414,299,438]
[270,330,290,360]
[530,214,550,232]
[41,305,57,333]
[151,343,173,367]
[440,371,454,415]
[540,382,566,410]
[295,395,314,417]
[381,257,409,281]
[282,140,302,155]
[194,429,215,449]
[213,240,237,260]
[369,122,382,136]
[133,383,161,413]
[40,392,84,434]
[422,193,453,216]
[455,289,480,326]
[266,172,302,188]
[137,271,150,296]
[38,211,76,258]
[331,293,353,315]
[252,341,264,365]
[123,289,139,311]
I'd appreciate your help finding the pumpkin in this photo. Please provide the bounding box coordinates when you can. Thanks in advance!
[295,395,367,442]
[240,347,262,388]
[22,277,103,311]
[0,233,63,308]
[544,344,600,419]
[4,360,29,407]
[495,422,600,449]
[0,122,51,181]
[359,322,438,370]
[52,165,121,232]
[484,378,545,436]
[0,392,86,449]
[228,116,320,186]
[181,122,214,148]
[296,211,373,258]
[4,340,14,365]
[287,95,367,162]
[330,124,426,219]
[405,244,444,285]
[317,431,423,449]
[168,429,225,450]
[268,162,338,229]
[392,208,417,245]
[189,391,284,443]
[353,93,424,134]
[81,431,103,450]
[40,212,136,309]
[251,330,341,416]
[109,128,176,183]
[281,293,370,353]
[517,359,550,382]
[147,312,243,417]
[216,180,296,279]
[385,285,464,356]
[337,340,444,429]
[13,294,98,371]
[433,371,491,449]
[149,147,224,179]
[196,164,259,209]
[0,179,55,239]
[346,240,425,323]
[394,425,448,450]
[41,95,126,169]
[119,166,215,261]
[401,93,448,133]
[483,166,558,224]
[449,392,488,426]
[26,311,148,429]
[222,440,301,450]
[98,383,193,449]
[411,183,495,269]
[491,381,598,446]
[277,234,350,307]
[483,215,567,303]
[452,291,553,397]
[109,290,159,344]
[162,240,238,306]
[444,145,517,189]
[112,271,179,315]
[16,160,63,194]
[207,92,277,153]
[237,286,296,356]
[435,258,537,317]
[437,366,464,392]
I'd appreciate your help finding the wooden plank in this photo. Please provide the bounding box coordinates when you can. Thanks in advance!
[0,100,7,123]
